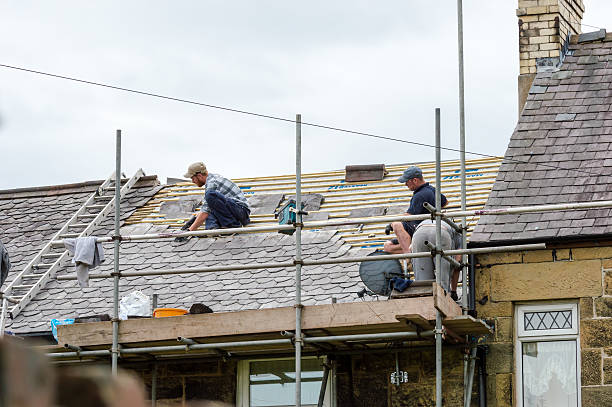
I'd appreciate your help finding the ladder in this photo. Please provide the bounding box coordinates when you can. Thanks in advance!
[0,169,145,330]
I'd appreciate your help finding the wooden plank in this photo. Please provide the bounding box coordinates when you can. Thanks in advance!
[58,296,437,347]
[432,283,461,318]
[395,314,433,330]
[390,283,433,299]
[443,315,493,336]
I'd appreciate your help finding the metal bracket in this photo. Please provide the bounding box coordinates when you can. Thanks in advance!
[290,207,309,216]
[178,336,197,351]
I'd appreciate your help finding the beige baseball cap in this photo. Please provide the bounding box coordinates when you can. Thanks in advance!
[184,162,207,178]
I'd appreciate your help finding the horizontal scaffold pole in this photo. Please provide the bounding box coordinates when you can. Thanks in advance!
[48,200,612,247]
[47,330,434,359]
[56,243,545,280]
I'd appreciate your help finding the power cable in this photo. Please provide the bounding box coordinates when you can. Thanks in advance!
[0,63,604,177]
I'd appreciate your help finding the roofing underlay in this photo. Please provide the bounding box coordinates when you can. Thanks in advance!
[0,157,500,335]
[471,33,612,245]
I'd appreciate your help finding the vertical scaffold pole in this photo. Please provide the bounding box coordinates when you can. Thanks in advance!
[295,114,303,407]
[457,0,468,311]
[434,108,443,407]
[111,129,121,376]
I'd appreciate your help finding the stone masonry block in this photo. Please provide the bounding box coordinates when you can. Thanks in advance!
[573,246,612,260]
[496,317,513,342]
[530,21,549,29]
[522,249,554,263]
[486,374,497,407]
[581,386,612,406]
[595,297,612,318]
[490,259,601,302]
[580,297,594,320]
[525,6,549,14]
[539,29,558,37]
[530,50,551,58]
[582,349,603,385]
[487,343,513,374]
[605,358,612,385]
[555,248,572,260]
[604,259,612,270]
[496,373,513,407]
[530,36,550,45]
[520,15,540,23]
[477,252,523,266]
[520,44,539,52]
[475,267,491,300]
[582,319,612,348]
[606,271,612,295]
[476,301,513,319]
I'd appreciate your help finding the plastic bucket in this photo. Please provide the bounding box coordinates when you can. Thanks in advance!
[153,308,188,318]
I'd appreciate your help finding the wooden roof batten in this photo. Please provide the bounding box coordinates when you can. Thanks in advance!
[126,157,503,250]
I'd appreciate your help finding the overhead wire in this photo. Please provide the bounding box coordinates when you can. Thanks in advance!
[0,63,604,177]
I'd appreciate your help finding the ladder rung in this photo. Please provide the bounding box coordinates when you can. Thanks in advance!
[68,223,89,229]
[12,285,34,290]
[59,233,79,239]
[94,196,113,201]
[41,253,62,258]
[87,204,106,210]
[78,214,97,219]
[22,274,44,279]
[33,263,53,269]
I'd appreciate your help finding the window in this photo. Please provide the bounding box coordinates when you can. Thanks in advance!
[237,357,334,407]
[515,303,581,407]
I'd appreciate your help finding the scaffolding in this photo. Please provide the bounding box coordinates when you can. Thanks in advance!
[7,114,610,407]
[4,116,612,406]
[2,3,611,405]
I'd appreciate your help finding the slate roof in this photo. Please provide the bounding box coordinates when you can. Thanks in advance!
[0,158,501,335]
[471,32,612,245]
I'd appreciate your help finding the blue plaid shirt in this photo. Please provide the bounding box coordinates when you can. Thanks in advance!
[200,173,250,214]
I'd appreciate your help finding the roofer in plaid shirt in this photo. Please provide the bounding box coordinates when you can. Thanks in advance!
[183,162,251,231]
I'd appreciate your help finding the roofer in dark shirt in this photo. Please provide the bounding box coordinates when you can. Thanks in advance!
[383,166,447,254]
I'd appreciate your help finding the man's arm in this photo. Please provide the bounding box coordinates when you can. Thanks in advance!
[189,211,208,231]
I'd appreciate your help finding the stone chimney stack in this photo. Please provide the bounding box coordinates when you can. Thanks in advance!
[517,0,584,112]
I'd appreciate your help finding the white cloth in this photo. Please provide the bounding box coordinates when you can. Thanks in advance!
[63,237,105,288]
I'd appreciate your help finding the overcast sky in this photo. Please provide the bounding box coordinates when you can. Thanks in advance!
[0,1,610,189]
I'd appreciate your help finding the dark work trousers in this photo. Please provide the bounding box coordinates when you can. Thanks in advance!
[204,190,250,230]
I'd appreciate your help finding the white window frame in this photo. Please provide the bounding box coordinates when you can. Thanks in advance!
[236,356,335,407]
[515,302,581,407]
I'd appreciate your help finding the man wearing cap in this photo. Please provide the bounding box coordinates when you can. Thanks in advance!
[383,166,447,254]
[182,162,251,231]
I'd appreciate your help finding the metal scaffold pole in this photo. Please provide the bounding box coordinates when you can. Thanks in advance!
[111,129,121,376]
[457,0,468,311]
[434,108,443,407]
[295,113,303,407]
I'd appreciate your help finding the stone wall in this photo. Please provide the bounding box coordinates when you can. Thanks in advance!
[475,245,612,406]
[125,348,477,406]
[132,358,238,406]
